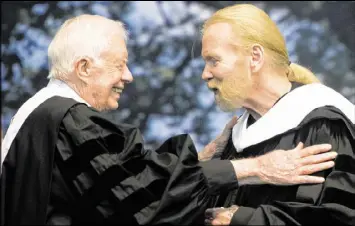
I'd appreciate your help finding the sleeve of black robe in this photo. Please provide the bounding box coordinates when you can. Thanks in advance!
[230,116,355,226]
[54,104,238,225]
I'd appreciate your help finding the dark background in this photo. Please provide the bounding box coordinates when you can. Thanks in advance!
[2,1,354,151]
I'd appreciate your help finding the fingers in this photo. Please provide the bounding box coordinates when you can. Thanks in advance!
[297,143,332,158]
[204,142,217,154]
[224,116,239,131]
[205,219,212,225]
[218,116,239,140]
[300,151,337,166]
[205,208,215,219]
[299,161,335,175]
[205,208,219,225]
[205,219,222,225]
[205,207,225,218]
[229,116,239,125]
[293,142,304,151]
[293,175,326,184]
[205,207,230,225]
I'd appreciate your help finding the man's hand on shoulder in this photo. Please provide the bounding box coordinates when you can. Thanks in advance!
[231,142,337,186]
[199,116,238,161]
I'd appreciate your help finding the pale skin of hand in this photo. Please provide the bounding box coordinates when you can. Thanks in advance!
[205,143,337,225]
[233,142,336,186]
[198,116,238,161]
[204,206,239,225]
[203,123,337,226]
[200,116,337,185]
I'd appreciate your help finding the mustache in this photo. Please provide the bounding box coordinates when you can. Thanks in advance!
[207,80,221,90]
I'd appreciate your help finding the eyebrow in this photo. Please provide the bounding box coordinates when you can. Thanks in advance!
[203,54,220,61]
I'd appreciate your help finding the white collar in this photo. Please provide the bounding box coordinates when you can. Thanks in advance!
[46,79,91,107]
[1,79,91,168]
[232,83,355,152]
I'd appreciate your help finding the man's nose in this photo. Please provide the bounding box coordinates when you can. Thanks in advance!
[122,66,133,83]
[201,68,213,82]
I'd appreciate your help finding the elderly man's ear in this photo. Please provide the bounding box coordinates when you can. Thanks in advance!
[250,44,264,73]
[75,57,93,83]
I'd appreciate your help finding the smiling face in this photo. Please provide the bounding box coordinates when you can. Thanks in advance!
[75,35,133,111]
[201,22,254,112]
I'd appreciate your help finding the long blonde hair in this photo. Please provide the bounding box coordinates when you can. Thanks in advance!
[202,4,320,84]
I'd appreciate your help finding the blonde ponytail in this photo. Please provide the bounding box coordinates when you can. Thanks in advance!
[287,63,320,84]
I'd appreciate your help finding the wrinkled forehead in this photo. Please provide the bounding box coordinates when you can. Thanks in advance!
[201,23,236,57]
[101,36,128,62]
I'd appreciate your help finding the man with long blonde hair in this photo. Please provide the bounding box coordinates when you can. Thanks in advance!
[0,14,340,225]
[200,4,355,226]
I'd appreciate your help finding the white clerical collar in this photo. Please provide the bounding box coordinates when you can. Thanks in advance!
[46,79,91,107]
[232,83,355,153]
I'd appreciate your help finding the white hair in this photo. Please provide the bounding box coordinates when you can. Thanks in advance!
[47,14,128,79]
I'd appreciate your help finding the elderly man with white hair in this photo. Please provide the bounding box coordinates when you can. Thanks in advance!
[1,14,337,225]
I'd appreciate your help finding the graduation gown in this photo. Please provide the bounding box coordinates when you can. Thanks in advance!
[212,82,355,225]
[0,79,238,225]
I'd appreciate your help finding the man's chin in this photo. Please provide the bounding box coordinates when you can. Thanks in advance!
[104,102,119,111]
[216,102,237,112]
[215,99,243,112]
[219,106,241,112]
[110,104,119,110]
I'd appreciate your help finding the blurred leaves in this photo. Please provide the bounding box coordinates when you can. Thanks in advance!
[1,1,354,151]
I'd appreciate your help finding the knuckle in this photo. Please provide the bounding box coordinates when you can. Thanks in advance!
[304,167,313,174]
[295,161,302,168]
[301,157,312,165]
[297,167,307,175]
[287,176,298,184]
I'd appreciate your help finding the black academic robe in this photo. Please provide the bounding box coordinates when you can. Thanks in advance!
[212,83,355,225]
[1,96,238,225]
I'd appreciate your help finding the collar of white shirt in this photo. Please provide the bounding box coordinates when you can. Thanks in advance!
[46,79,91,107]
